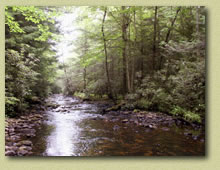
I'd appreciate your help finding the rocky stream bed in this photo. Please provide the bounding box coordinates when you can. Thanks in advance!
[5,94,205,156]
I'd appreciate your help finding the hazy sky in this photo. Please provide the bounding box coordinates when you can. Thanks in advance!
[55,8,81,63]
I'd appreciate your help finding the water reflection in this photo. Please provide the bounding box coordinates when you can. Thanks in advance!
[45,112,80,156]
[43,95,98,156]
[31,95,205,156]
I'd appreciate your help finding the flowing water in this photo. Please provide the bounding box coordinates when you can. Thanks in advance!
[31,94,205,156]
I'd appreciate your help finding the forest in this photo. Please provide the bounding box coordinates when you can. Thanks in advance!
[5,6,206,156]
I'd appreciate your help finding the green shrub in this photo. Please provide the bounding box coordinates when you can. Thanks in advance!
[74,92,86,99]
[135,98,152,110]
[183,111,201,123]
[170,106,184,116]
[122,103,135,110]
[170,106,201,123]
[125,93,139,101]
[5,97,20,117]
[152,88,173,112]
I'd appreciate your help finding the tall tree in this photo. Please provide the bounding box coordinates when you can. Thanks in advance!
[152,6,158,71]
[101,7,114,99]
[121,6,131,94]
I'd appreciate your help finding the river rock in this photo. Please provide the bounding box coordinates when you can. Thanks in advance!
[148,124,157,129]
[123,111,130,115]
[8,128,15,133]
[113,125,120,131]
[22,128,36,135]
[134,120,139,125]
[137,114,144,118]
[18,148,29,156]
[122,119,128,123]
[20,146,32,151]
[35,114,43,118]
[161,127,170,131]
[7,135,20,142]
[143,123,149,127]
[18,140,32,146]
[5,150,16,156]
[193,135,198,140]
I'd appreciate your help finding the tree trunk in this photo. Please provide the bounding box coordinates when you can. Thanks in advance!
[121,6,130,95]
[130,8,137,93]
[165,7,181,43]
[152,6,158,71]
[63,62,71,94]
[82,34,88,92]
[157,10,161,70]
[196,6,200,56]
[102,8,114,99]
[83,66,86,90]
[139,9,144,79]
[159,7,181,69]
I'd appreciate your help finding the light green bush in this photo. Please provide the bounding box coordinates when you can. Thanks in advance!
[171,106,201,123]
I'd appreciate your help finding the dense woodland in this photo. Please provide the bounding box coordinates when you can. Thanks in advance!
[5,6,205,124]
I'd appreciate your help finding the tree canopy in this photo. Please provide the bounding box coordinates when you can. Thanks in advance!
[5,6,61,116]
[5,6,205,124]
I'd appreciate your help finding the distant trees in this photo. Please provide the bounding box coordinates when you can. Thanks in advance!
[62,6,205,122]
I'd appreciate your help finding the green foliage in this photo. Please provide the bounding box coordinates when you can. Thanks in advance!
[133,57,205,122]
[152,89,173,113]
[5,6,61,116]
[59,6,205,125]
[5,97,20,117]
[5,6,58,41]
[5,11,25,33]
[5,5,205,124]
[74,92,86,99]
[171,106,202,123]
[134,98,152,110]
[50,84,62,94]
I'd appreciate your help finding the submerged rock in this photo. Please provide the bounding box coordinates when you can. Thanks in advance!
[161,127,170,131]
[113,125,120,131]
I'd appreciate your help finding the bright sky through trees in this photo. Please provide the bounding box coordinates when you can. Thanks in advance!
[55,8,80,62]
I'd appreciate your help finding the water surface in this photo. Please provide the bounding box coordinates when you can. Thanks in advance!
[31,94,205,156]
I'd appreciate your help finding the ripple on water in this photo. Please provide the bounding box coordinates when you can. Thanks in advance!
[32,94,205,156]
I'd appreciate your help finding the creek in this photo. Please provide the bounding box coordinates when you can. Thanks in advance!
[30,94,205,156]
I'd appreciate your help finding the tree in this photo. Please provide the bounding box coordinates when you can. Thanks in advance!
[5,6,60,116]
[56,6,205,122]
[101,7,114,99]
